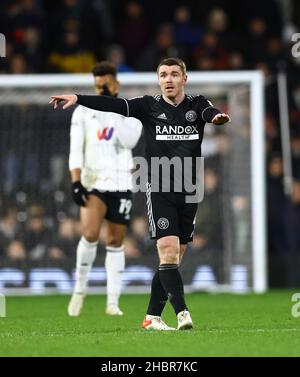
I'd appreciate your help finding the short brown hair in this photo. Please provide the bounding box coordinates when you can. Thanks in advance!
[157,58,187,75]
[92,61,117,77]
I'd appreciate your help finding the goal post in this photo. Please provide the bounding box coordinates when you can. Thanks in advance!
[0,71,266,294]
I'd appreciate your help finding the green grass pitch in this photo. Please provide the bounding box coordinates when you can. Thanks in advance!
[0,291,299,357]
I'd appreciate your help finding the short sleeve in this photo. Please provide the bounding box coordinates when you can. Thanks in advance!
[197,95,220,123]
[70,105,84,127]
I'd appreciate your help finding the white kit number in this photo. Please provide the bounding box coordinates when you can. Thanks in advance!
[119,199,132,219]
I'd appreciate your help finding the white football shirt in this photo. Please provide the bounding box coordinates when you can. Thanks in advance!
[69,105,142,191]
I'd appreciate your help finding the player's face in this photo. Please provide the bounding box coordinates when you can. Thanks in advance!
[158,65,187,100]
[94,74,120,96]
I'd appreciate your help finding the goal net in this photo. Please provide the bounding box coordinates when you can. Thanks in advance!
[0,72,266,294]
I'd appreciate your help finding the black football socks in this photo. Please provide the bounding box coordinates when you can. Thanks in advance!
[158,264,187,315]
[146,270,168,316]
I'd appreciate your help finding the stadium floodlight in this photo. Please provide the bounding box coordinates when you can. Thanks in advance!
[0,71,265,294]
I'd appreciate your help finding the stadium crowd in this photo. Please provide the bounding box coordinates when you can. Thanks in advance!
[1,0,300,287]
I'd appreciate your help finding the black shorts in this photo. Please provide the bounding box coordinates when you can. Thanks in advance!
[145,183,198,245]
[89,189,132,225]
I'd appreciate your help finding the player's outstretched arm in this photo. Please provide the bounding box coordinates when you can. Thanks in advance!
[49,94,129,116]
[211,113,231,125]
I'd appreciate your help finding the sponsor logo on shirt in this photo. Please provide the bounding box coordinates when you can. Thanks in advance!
[157,113,167,120]
[155,124,199,140]
[97,127,114,141]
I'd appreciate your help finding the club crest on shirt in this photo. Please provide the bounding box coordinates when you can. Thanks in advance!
[157,217,169,230]
[185,110,197,122]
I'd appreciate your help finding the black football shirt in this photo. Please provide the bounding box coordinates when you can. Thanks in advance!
[77,93,220,192]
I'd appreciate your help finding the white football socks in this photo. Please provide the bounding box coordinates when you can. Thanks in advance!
[105,245,125,307]
[74,236,97,294]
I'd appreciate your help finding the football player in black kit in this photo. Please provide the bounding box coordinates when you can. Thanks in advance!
[50,58,230,331]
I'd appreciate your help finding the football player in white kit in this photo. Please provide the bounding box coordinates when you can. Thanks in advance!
[68,61,142,316]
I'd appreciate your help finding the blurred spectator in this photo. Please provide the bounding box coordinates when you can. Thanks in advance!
[231,195,249,255]
[9,53,29,73]
[23,204,53,261]
[186,231,224,284]
[123,235,142,259]
[256,61,280,120]
[173,5,202,50]
[51,217,80,261]
[49,155,68,189]
[206,8,238,52]
[292,135,300,179]
[195,168,222,250]
[0,208,21,243]
[137,23,188,71]
[20,26,43,72]
[106,44,134,73]
[191,232,210,253]
[239,0,282,38]
[46,0,83,50]
[244,18,269,66]
[1,239,27,284]
[266,38,287,73]
[265,114,281,154]
[130,216,150,253]
[47,246,67,262]
[193,32,229,70]
[117,1,151,67]
[228,51,247,70]
[89,0,114,43]
[202,125,230,159]
[1,238,27,276]
[2,149,20,195]
[267,154,289,254]
[5,240,26,262]
[292,0,300,28]
[192,0,234,26]
[8,0,44,40]
[47,28,96,73]
[288,180,300,253]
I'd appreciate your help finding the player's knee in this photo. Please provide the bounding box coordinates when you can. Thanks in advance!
[160,255,179,265]
[106,223,127,247]
[157,237,180,264]
[106,234,124,248]
[82,229,99,243]
[157,237,179,251]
